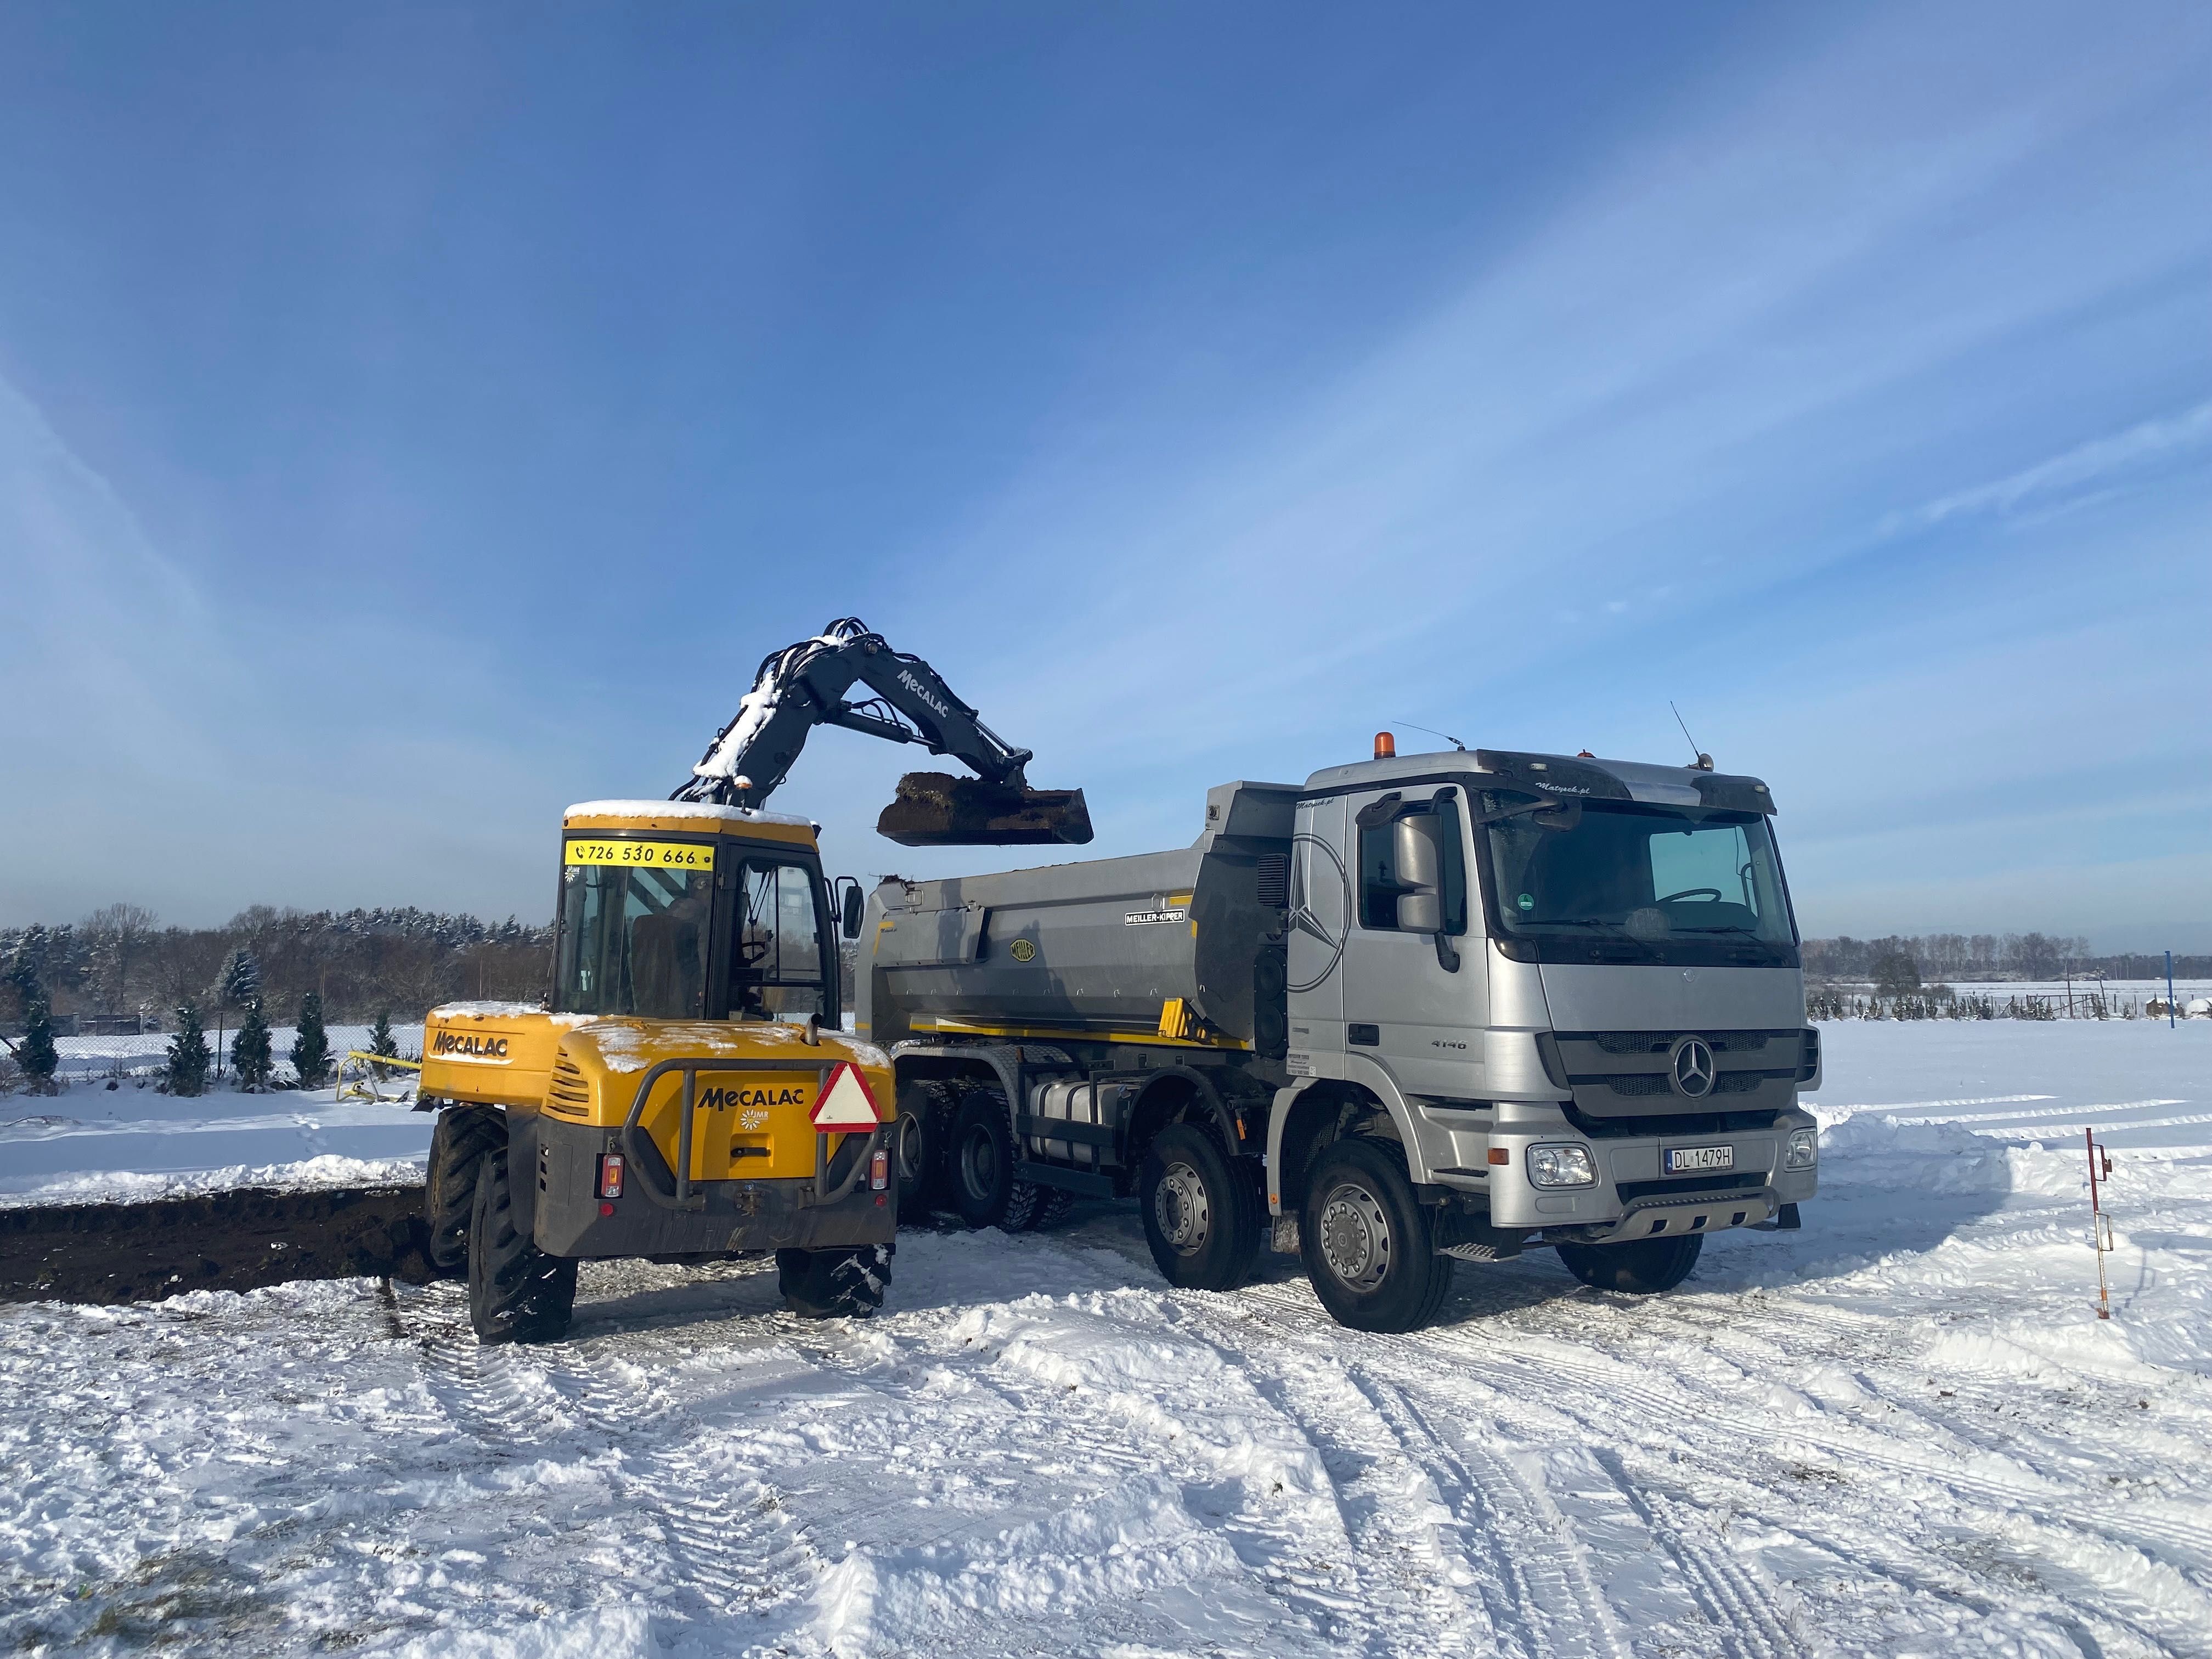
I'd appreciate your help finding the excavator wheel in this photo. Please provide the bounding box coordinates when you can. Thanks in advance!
[468,1147,577,1345]
[777,1243,893,1318]
[426,1105,505,1275]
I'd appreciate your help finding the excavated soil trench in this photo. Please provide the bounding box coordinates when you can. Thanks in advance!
[0,1186,439,1305]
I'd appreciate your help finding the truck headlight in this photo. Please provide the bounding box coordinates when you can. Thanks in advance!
[1785,1128,1817,1170]
[1527,1144,1597,1189]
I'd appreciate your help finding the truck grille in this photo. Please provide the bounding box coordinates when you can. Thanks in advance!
[546,1057,592,1119]
[1554,1029,1799,1118]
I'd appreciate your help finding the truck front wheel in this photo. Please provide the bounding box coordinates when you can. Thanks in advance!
[1555,1233,1703,1294]
[777,1244,893,1318]
[1300,1138,1455,1333]
[467,1147,577,1345]
[1139,1123,1263,1293]
[426,1105,504,1274]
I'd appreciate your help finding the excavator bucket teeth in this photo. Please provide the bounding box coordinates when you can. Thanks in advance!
[877,772,1094,847]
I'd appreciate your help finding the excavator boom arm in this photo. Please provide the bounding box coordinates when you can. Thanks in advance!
[674,618,1090,847]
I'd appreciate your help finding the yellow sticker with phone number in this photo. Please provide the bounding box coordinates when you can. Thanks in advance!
[564,839,716,871]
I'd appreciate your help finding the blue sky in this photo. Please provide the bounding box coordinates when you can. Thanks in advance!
[2,2,2207,950]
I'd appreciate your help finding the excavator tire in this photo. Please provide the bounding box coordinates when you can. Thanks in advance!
[777,1243,893,1318]
[467,1147,577,1345]
[426,1105,505,1275]
[951,1087,1043,1232]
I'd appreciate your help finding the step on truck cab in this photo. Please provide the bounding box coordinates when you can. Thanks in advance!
[416,799,896,1342]
[860,743,1821,1332]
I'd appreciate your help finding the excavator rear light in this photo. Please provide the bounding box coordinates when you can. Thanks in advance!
[870,1149,889,1192]
[597,1154,625,1199]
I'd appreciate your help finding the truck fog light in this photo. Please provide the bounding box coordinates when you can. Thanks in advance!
[870,1149,889,1192]
[1527,1144,1596,1189]
[597,1153,625,1199]
[1785,1128,1818,1170]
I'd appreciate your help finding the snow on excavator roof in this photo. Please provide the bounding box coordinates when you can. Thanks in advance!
[562,799,816,830]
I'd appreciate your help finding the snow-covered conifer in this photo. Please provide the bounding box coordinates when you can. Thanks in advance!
[291,991,332,1089]
[166,1003,211,1097]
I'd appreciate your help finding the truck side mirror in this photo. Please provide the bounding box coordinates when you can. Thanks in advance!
[1396,892,1443,933]
[1392,815,1443,908]
[837,878,866,940]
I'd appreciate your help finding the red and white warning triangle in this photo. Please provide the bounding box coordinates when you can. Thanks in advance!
[810,1060,882,1132]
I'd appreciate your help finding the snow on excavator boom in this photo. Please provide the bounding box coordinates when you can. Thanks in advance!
[674,618,1093,847]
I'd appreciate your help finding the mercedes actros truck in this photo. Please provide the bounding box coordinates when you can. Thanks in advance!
[861,738,1822,1332]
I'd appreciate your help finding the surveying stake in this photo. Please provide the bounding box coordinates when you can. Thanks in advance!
[2085,1127,2115,1319]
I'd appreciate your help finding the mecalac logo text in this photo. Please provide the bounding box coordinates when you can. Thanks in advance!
[895,669,950,718]
[433,1031,510,1059]
[699,1085,809,1111]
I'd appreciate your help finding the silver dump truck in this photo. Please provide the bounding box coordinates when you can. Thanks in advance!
[859,742,1822,1331]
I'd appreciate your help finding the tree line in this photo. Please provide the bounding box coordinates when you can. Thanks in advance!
[0,904,552,1032]
[1801,933,2206,989]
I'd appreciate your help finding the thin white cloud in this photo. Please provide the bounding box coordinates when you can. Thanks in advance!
[1884,399,2212,535]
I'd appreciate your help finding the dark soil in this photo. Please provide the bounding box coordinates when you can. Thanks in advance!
[0,1185,439,1305]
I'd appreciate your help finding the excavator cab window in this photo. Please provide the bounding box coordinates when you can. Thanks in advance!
[727,861,830,1020]
[555,864,712,1019]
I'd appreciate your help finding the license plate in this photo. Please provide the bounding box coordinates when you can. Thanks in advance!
[1664,1144,1734,1175]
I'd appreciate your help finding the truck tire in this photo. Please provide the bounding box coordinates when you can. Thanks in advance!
[777,1243,894,1318]
[1139,1122,1263,1293]
[1032,1188,1080,1229]
[426,1105,504,1274]
[951,1087,1043,1231]
[892,1081,952,1218]
[1300,1138,1456,1333]
[467,1147,577,1345]
[1555,1233,1703,1294]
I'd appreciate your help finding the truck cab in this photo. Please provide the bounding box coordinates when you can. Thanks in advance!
[1270,748,1820,1322]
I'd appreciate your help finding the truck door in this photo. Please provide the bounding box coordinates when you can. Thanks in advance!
[1339,786,1485,1101]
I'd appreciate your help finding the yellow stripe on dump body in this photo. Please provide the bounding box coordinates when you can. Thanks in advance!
[564,839,716,871]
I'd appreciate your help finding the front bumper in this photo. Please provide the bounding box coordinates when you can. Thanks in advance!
[524,1114,896,1259]
[1419,1099,1819,1237]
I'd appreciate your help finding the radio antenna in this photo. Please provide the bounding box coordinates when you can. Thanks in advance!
[1670,701,1712,770]
[1393,719,1466,751]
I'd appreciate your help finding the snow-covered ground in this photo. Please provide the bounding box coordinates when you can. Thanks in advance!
[2,1025,433,1202]
[3,1021,2209,1657]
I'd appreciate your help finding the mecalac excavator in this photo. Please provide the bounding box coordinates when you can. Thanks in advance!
[413,618,1090,1342]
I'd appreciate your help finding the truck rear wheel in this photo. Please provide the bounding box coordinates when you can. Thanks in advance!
[467,1147,577,1345]
[777,1244,893,1318]
[951,1087,1043,1231]
[426,1105,505,1274]
[892,1081,953,1218]
[1555,1233,1703,1294]
[1139,1122,1263,1293]
[1300,1138,1455,1333]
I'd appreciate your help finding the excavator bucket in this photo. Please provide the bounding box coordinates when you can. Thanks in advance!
[877,771,1095,847]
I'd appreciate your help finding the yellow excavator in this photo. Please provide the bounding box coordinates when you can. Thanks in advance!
[416,619,1089,1342]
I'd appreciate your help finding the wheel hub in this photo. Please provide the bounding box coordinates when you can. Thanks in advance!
[1318,1181,1391,1290]
[962,1128,998,1198]
[1153,1161,1211,1253]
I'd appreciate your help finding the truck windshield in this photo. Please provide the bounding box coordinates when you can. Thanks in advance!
[555,862,714,1019]
[1481,796,1795,955]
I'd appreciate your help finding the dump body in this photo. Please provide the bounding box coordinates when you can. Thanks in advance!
[859,780,1297,1051]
